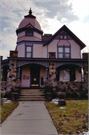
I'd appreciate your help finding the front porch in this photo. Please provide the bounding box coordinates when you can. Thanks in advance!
[18,63,48,88]
[1,57,87,89]
[56,64,83,82]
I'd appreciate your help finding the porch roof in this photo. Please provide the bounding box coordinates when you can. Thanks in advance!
[7,57,87,62]
[1,59,9,67]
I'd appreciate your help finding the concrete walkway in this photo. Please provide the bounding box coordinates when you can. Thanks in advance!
[0,101,58,135]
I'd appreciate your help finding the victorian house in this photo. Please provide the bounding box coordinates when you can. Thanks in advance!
[1,9,87,88]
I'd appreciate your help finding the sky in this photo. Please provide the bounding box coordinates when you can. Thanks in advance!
[0,0,89,59]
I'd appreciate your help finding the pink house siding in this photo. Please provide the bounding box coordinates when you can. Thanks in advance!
[18,31,25,38]
[47,39,81,59]
[58,40,70,46]
[33,44,47,58]
[17,32,42,43]
[69,40,81,58]
[21,65,30,87]
[21,65,46,87]
[17,44,25,57]
[17,36,41,43]
[48,40,58,58]
[34,32,42,40]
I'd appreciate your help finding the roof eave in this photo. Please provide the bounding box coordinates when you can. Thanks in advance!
[16,27,43,35]
[43,25,86,48]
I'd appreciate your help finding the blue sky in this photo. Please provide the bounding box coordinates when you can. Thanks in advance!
[0,0,89,59]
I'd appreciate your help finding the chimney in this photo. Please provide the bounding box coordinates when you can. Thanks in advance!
[10,51,18,57]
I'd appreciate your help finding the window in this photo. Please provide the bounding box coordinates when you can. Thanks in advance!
[59,35,67,40]
[58,47,63,58]
[58,46,70,58]
[60,35,63,39]
[26,46,32,57]
[64,35,67,39]
[65,47,70,58]
[26,31,33,36]
[60,69,70,81]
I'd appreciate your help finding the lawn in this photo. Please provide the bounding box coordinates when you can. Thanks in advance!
[45,100,88,134]
[0,101,19,124]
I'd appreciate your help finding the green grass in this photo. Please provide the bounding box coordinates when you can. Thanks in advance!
[45,100,88,134]
[0,101,19,124]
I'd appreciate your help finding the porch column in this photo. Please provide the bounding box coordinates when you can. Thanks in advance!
[81,67,84,82]
[18,67,20,79]
[46,68,48,79]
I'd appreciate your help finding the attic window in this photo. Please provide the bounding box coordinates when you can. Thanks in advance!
[60,35,63,39]
[64,35,67,39]
[59,35,67,40]
[26,31,33,36]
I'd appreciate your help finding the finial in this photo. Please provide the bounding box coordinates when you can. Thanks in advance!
[29,8,32,15]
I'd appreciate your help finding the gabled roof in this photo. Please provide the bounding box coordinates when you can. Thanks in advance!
[43,25,86,49]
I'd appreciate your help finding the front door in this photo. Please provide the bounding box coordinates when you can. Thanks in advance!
[31,66,39,87]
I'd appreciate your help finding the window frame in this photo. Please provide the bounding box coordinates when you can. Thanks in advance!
[58,47,64,58]
[64,47,70,58]
[58,46,71,58]
[64,35,67,40]
[59,35,68,40]
[25,30,33,37]
[25,44,33,58]
[60,35,63,39]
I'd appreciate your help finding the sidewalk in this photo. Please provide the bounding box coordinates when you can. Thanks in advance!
[0,101,58,135]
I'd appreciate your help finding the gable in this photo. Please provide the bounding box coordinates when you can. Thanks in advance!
[43,25,86,49]
[25,23,34,28]
[55,30,72,40]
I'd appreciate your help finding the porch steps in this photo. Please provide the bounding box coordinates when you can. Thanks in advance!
[19,89,45,101]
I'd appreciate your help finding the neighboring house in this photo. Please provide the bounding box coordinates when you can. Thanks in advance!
[1,9,87,88]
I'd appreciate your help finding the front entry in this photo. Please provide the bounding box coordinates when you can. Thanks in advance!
[30,65,40,87]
